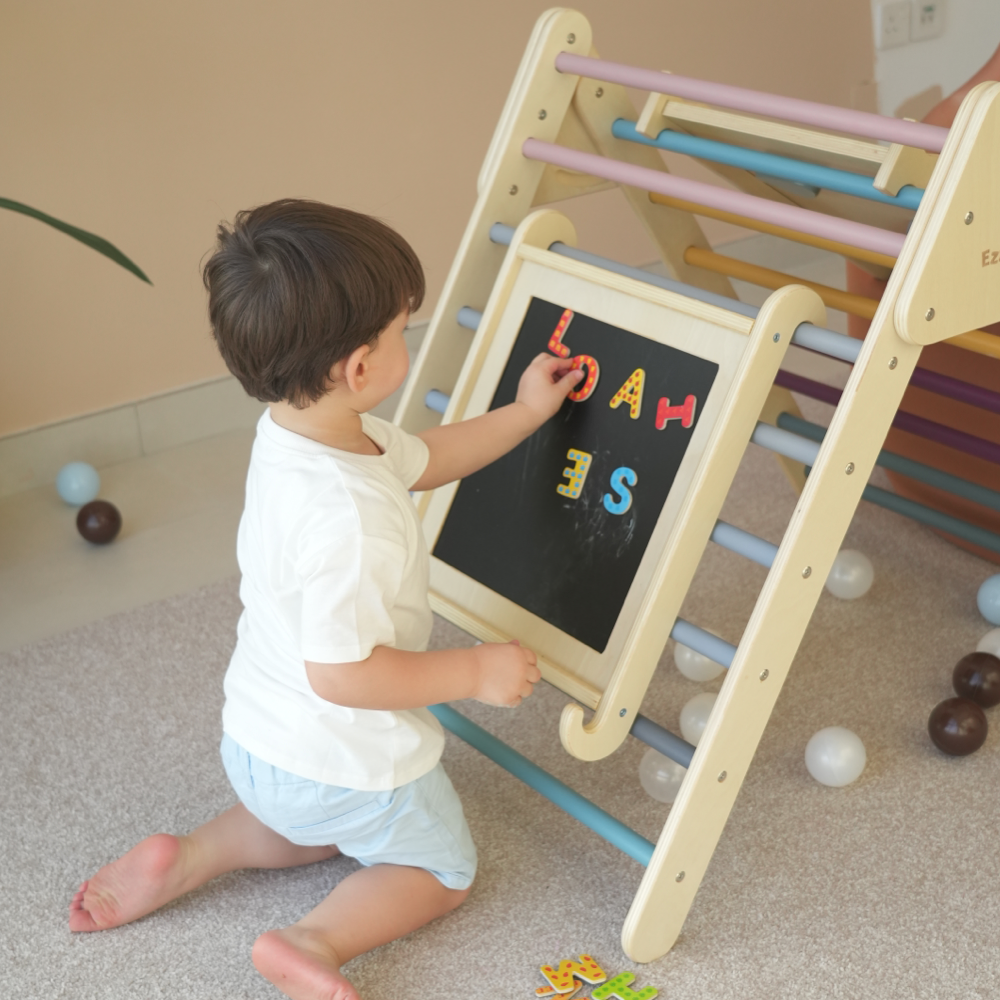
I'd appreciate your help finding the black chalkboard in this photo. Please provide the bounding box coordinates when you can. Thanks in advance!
[433,296,719,652]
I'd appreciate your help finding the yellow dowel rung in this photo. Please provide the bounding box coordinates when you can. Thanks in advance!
[682,246,1000,362]
[650,191,899,270]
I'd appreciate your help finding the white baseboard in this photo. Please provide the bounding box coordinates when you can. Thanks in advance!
[0,319,432,499]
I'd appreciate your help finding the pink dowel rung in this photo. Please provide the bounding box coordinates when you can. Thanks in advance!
[522,138,906,259]
[555,52,949,154]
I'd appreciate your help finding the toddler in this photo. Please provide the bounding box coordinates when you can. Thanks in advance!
[69,199,582,1000]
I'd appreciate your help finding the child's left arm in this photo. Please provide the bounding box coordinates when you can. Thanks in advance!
[412,353,582,491]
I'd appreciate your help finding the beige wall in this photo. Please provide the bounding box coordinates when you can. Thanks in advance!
[0,1,875,437]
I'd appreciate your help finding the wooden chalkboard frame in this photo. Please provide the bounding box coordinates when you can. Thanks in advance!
[422,209,826,762]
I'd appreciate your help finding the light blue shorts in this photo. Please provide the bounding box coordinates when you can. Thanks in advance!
[220,734,477,890]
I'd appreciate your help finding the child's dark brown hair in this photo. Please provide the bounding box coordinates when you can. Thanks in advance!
[203,199,424,407]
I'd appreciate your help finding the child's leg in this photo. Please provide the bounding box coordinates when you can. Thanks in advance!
[69,803,338,932]
[252,863,469,1000]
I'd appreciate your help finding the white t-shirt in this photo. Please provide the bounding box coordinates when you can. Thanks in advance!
[221,410,444,791]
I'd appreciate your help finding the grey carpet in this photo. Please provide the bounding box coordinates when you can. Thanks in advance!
[3,442,999,999]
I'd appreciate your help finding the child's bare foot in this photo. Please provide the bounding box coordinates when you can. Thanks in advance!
[69,833,190,932]
[253,927,360,1000]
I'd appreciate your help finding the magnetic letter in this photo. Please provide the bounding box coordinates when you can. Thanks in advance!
[603,467,637,515]
[548,308,575,357]
[592,971,659,1000]
[538,955,608,995]
[557,449,592,499]
[609,368,645,419]
[568,354,600,402]
[654,394,697,430]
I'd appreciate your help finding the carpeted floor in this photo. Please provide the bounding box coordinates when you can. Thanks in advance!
[3,441,999,1000]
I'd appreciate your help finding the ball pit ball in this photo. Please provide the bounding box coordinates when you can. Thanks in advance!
[824,549,874,600]
[927,697,988,756]
[952,652,1000,709]
[976,574,1000,626]
[804,727,867,787]
[679,692,717,746]
[673,640,725,682]
[76,500,122,545]
[975,627,1000,658]
[56,462,100,506]
[638,748,687,804]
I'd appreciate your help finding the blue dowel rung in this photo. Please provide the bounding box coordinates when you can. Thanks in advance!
[429,703,655,866]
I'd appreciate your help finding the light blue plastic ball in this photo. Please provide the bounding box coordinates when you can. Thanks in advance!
[977,575,1000,626]
[56,462,100,506]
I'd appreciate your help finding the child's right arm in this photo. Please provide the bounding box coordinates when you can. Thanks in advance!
[305,641,541,710]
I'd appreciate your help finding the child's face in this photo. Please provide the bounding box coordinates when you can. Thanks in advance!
[367,308,411,402]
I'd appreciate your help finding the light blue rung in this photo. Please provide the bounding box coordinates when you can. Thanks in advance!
[457,306,482,330]
[711,520,777,568]
[429,703,654,866]
[751,421,820,466]
[630,713,694,768]
[612,119,924,211]
[486,222,860,364]
[425,389,449,414]
[670,618,736,669]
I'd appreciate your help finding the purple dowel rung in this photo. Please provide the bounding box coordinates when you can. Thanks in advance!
[774,370,1000,466]
[555,52,949,153]
[522,138,906,259]
[910,366,1000,416]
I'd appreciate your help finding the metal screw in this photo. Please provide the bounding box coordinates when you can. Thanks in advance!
[965,211,974,225]
[619,708,627,717]
[888,357,898,370]
[675,871,686,883]
[538,109,547,120]
[802,566,812,579]
[772,332,781,342]
[845,462,855,475]
[595,87,604,97]
[717,771,728,783]
[509,185,518,196]
[567,32,576,43]
[759,669,769,681]
[925,308,936,321]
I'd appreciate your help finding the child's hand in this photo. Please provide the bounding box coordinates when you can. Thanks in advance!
[472,640,541,707]
[515,353,584,424]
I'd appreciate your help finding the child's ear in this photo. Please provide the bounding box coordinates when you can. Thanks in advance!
[338,344,372,394]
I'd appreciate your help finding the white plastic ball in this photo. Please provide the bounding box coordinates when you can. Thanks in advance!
[673,640,725,682]
[804,727,866,787]
[824,549,874,600]
[976,627,1000,658]
[977,575,1000,626]
[679,692,717,746]
[638,748,687,804]
[56,462,100,506]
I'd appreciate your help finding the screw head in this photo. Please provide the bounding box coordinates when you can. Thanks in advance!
[509,185,519,196]
[538,109,547,120]
[772,332,781,342]
[675,871,686,883]
[802,566,812,579]
[717,771,728,782]
[619,707,627,717]
[888,357,898,370]
[759,669,769,681]
[925,308,936,321]
[567,32,576,43]
[965,211,974,225]
[595,87,604,97]
[845,462,855,475]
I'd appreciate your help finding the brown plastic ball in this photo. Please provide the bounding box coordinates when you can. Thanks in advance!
[928,697,988,756]
[952,652,1000,708]
[76,500,122,545]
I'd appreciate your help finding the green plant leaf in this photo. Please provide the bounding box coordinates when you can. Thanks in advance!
[0,197,152,284]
